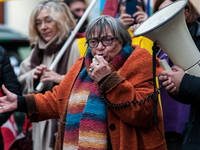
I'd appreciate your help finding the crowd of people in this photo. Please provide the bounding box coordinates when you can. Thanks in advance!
[0,0,199,150]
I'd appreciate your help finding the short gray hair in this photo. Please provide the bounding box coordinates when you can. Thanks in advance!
[29,0,76,46]
[85,15,132,47]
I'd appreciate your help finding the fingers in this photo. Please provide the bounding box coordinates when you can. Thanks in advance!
[168,86,179,95]
[159,74,179,95]
[34,65,48,79]
[159,75,168,81]
[170,86,178,93]
[2,85,10,96]
[36,64,47,71]
[162,80,174,91]
[171,65,183,72]
[34,69,43,79]
[164,82,179,95]
[136,5,143,12]
[160,70,173,76]
[89,56,111,82]
[162,78,171,87]
[133,7,148,23]
[129,24,140,32]
[91,55,108,69]
[121,18,135,26]
[39,64,47,68]
[121,6,126,14]
[0,95,6,113]
[119,14,132,20]
[119,14,134,28]
[135,14,148,23]
[95,55,106,63]
[0,86,18,113]
[40,70,62,83]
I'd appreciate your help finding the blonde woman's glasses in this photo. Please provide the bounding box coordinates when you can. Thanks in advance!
[35,19,54,28]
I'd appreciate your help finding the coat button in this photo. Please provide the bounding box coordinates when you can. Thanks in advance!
[109,124,115,130]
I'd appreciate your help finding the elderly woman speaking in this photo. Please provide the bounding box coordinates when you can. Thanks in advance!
[0,15,166,150]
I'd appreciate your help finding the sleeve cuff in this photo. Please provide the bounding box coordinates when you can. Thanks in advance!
[17,96,28,113]
[98,74,110,86]
[99,72,125,94]
[24,94,39,122]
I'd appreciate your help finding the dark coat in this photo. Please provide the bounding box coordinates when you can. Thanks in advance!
[189,16,200,52]
[170,17,200,150]
[0,46,22,150]
[171,73,200,150]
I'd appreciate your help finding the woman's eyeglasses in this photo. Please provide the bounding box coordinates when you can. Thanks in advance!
[86,36,116,48]
[35,19,54,28]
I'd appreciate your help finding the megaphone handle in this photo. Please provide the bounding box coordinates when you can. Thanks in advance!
[159,59,172,71]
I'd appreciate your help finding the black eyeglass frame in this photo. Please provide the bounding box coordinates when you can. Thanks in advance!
[86,36,117,48]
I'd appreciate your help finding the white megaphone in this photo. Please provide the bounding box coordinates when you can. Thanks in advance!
[133,0,200,77]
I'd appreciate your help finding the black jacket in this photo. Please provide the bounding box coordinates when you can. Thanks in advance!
[189,16,200,52]
[170,74,200,150]
[0,46,22,150]
[169,17,200,150]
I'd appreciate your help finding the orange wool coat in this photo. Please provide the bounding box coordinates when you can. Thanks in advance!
[25,45,167,150]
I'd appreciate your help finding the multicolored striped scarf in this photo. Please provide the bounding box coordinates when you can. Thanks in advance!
[63,45,133,150]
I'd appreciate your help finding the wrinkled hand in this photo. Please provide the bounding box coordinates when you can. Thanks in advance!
[133,5,148,24]
[89,55,111,82]
[40,68,63,84]
[0,85,18,113]
[159,66,185,95]
[33,64,47,80]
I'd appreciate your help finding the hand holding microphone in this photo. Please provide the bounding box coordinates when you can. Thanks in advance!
[89,55,111,82]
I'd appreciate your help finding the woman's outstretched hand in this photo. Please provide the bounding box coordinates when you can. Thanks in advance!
[0,85,18,113]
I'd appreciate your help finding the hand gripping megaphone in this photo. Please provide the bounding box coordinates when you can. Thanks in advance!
[133,0,200,77]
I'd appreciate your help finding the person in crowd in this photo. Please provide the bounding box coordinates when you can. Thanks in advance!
[159,63,200,150]
[117,0,153,54]
[17,1,86,149]
[0,15,166,150]
[0,46,22,150]
[64,0,85,19]
[118,0,148,30]
[64,0,87,37]
[153,0,200,149]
